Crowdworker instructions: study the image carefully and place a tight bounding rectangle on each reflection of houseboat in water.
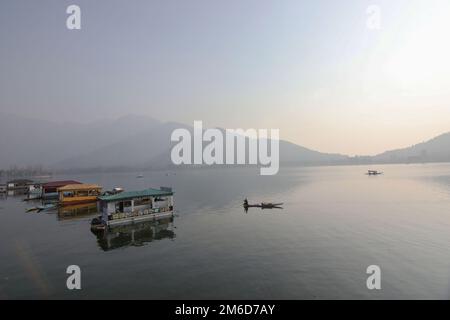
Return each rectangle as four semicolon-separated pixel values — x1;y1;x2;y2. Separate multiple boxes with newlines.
92;217;175;251
58;202;99;221
91;187;174;229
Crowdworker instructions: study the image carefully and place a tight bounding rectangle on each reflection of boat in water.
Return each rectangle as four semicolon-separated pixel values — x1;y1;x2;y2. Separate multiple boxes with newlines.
91;217;175;251
58;202;99;221
26;203;57;213
243;198;283;211
7;189;28;197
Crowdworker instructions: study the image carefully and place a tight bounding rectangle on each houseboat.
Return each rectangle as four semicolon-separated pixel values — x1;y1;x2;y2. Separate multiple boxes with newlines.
0;184;6;193
41;180;81;200
57;183;102;206
27;182;43;199
7;179;33;191
92;187;174;229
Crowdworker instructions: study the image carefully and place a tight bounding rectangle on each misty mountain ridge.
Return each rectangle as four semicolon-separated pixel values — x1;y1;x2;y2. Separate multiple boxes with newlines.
1;113;450;171
372;132;450;164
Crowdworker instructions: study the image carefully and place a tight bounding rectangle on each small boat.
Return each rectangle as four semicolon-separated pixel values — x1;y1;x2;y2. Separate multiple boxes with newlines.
90;217;106;232
112;187;124;193
102;187;124;196
136;174;144;178
27;204;57;213
366;170;383;175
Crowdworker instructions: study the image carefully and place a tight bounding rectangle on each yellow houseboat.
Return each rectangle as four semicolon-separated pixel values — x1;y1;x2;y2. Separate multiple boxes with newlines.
57;184;102;206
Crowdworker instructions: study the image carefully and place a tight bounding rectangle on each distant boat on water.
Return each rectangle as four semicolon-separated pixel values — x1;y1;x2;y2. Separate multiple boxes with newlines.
136;174;144;178
366;170;383;175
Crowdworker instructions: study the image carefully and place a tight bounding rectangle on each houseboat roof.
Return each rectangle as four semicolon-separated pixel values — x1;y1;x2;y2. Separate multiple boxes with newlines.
98;188;173;202
43;180;81;188
58;184;102;191
7;179;33;184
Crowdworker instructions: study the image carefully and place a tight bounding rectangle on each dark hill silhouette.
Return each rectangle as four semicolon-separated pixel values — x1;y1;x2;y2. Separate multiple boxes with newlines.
1;113;449;171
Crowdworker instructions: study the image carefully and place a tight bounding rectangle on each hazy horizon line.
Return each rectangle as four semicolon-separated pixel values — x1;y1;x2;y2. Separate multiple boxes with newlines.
1;111;447;159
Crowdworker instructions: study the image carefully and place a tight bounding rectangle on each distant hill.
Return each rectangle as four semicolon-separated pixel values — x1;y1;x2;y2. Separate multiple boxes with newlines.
372;132;450;164
1;113;449;171
55;121;188;170
0;113;161;168
279;140;349;165
0;113;350;170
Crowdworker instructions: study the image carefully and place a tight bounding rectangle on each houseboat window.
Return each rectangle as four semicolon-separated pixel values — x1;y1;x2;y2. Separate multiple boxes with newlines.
124;201;132;207
77;190;89;197
63;191;74;197
88;190;100;196
134;198;151;206
115;200;132;213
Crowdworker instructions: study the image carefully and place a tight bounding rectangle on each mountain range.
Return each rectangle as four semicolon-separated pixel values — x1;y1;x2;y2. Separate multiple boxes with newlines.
0;113;449;171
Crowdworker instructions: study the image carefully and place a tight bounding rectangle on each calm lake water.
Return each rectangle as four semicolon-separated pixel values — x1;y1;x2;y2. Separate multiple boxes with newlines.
2;163;450;299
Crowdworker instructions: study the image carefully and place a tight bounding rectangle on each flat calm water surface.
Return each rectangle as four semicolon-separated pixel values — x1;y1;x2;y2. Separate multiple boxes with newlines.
2;164;450;299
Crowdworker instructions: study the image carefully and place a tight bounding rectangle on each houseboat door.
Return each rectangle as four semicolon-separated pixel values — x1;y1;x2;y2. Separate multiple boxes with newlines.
116;201;124;213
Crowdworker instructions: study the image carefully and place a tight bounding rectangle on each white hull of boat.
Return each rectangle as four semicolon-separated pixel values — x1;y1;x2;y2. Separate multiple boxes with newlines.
106;211;173;227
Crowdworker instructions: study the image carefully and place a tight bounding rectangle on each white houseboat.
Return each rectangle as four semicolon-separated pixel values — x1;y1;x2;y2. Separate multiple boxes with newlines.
7;179;33;191
92;187;174;229
27;182;43;199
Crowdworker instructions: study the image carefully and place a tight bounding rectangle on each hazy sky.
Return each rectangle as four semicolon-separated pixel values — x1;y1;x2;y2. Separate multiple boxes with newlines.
1;0;449;155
